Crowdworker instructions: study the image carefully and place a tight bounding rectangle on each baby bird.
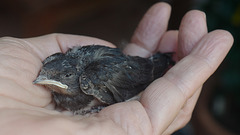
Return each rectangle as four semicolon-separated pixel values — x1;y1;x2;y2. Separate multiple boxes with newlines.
34;45;174;115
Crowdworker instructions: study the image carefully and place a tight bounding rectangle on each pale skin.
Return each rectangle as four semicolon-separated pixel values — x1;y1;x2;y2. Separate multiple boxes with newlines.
0;2;233;135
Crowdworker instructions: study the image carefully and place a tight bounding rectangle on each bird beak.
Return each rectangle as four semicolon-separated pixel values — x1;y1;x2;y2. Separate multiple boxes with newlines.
33;75;69;94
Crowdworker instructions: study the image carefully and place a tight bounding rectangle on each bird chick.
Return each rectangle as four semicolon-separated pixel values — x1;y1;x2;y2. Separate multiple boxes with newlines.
34;45;174;115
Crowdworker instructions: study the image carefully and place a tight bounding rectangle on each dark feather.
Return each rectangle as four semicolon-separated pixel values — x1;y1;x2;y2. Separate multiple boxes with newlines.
35;45;175;114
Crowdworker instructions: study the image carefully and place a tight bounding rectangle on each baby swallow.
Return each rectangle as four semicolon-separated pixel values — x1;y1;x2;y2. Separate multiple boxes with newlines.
34;45;174;115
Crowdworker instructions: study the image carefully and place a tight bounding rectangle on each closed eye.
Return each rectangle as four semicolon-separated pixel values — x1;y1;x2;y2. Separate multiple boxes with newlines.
65;73;72;78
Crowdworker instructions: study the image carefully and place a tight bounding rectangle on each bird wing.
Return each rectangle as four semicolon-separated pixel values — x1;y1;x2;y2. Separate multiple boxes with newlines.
79;55;154;104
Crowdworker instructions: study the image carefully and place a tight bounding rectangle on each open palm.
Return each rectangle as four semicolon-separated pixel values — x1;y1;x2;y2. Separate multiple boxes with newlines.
0;2;233;135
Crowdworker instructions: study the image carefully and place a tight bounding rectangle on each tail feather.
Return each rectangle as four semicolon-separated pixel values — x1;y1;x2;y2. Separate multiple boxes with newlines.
149;52;175;79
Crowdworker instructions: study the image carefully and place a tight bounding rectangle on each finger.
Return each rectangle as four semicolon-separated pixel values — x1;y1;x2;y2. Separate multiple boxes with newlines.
157;30;178;61
158;11;207;132
25;33;115;61
157;30;178;53
163;87;202;134
178;10;207;59
141;30;233;135
124;2;171;57
158;10;207;134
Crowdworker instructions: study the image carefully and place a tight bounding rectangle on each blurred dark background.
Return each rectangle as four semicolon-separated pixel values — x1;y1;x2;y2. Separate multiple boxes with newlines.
0;0;239;134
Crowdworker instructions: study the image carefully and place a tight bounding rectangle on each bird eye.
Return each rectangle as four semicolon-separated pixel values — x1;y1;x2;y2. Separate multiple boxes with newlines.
65;73;72;78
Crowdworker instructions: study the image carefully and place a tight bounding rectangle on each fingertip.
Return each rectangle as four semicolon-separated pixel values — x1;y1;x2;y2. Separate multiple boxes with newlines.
189;29;234;72
123;43;152;57
157;30;178;53
128;2;172;57
183;10;206;21
214;29;234;45
194;29;234;54
210;30;234;52
178;10;207;58
150;2;172;13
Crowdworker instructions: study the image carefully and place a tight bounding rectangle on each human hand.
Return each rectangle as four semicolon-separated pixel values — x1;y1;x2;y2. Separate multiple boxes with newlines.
0;2;233;135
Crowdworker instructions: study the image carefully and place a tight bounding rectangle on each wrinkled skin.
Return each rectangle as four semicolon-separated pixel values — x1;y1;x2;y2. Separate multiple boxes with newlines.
0;2;233;135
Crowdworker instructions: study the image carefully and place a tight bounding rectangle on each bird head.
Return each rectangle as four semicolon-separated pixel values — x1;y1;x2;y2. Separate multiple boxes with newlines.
34;53;80;95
